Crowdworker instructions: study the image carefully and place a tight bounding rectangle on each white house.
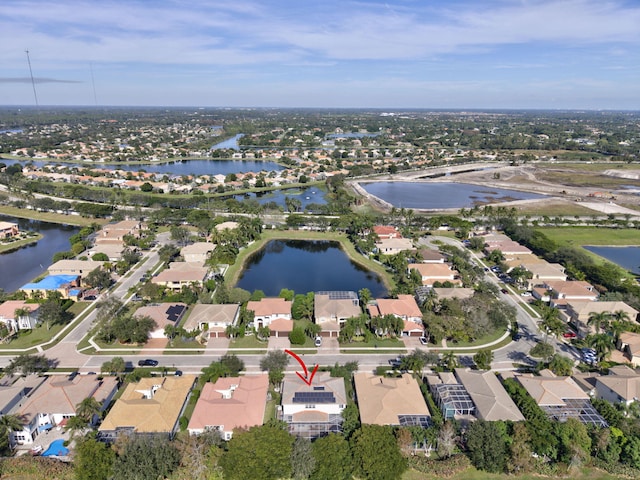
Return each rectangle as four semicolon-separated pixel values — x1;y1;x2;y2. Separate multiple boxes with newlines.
279;373;347;439
0;301;40;332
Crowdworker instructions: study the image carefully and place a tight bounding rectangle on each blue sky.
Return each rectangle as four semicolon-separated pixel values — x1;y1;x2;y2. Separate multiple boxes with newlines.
1;0;639;109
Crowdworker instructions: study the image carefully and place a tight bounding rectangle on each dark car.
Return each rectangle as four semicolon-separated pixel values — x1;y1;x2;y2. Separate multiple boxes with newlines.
138;359;159;367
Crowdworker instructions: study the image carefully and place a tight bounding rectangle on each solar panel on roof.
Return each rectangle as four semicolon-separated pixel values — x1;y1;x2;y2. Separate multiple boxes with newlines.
293;391;336;403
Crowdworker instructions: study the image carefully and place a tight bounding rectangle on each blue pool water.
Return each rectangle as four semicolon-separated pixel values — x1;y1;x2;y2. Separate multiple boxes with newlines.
41;438;69;456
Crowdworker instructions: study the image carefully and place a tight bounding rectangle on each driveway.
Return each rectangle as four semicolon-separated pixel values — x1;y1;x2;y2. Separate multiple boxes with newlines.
402;336;422;351
317;337;340;354
268;336;290;351
206;336;230;352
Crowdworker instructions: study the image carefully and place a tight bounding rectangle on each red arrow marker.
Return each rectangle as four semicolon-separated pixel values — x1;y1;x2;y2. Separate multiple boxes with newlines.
284;349;319;386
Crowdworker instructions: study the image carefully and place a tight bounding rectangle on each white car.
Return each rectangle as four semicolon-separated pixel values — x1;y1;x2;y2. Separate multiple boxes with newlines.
314;336;322;347
419;336;428;345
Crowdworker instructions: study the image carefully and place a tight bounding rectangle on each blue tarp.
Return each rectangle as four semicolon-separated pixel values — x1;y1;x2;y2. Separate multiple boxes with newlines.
21;275;78;291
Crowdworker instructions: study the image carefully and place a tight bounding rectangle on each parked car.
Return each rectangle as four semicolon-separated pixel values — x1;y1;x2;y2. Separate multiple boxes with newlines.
419;336;428;345
138;359;159;367
501;288;509;294
562;331;577;339
520;291;532;297
314;336;322;347
174;370;183;376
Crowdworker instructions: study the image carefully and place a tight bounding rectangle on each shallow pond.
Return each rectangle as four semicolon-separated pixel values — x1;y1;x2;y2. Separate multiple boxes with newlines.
361;181;545;209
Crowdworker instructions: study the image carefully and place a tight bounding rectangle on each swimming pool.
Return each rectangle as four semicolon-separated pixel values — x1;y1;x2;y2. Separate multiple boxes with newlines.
41;439;69;457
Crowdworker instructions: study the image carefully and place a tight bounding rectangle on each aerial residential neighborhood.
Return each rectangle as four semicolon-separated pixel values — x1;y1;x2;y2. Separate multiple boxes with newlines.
1;105;640;480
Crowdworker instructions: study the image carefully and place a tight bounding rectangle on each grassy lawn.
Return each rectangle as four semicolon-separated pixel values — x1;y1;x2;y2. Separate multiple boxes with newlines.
401;466;622;480
0;323;66;351
225;229;395;291
540;227;640;247
515;200;601;217
164;338;204;352
263;388;280;423
0;233;42;254
0;205;109;226
446;327;507;348
229;335;268;350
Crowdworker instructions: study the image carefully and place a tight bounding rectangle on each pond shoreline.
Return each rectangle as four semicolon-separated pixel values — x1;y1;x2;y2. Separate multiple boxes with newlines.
0;233;42;254
226;229;394;292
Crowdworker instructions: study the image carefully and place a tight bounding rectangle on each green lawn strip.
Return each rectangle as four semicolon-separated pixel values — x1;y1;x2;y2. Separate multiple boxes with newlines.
0;323;66;350
540;226;640;247
225;229;395;291
0;233;42;253
263;388;280;423
339;337;404;349
0;205;109;226
340;349;402;354
402;465;623;480
228;335;268;349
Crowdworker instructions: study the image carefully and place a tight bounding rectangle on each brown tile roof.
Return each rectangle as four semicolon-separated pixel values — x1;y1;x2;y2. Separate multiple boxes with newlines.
182;304;240;331
99;375;196;434
187;375;269;435
372;295;422;320
17;375;118;424
247;297;292;317
354;373;430;425
0;301;40;319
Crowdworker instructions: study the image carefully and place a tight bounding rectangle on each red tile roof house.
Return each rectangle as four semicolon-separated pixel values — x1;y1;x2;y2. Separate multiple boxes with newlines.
246;297;293;337
10;374;118;447
187;374;269;440
408;263;461;287
372;225;402;240
313;292;361;338
182;303;241;338
368;295;424;337
0;300;40;332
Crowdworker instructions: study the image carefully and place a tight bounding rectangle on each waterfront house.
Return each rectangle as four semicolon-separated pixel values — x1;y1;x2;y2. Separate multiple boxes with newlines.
313;291;360;338
0;221;19;239
246;297;293;337
368;294;423;336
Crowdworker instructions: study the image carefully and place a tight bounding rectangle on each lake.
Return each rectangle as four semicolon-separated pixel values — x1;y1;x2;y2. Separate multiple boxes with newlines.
236;239;386;297
583;246;640;275
0;215;79;293
361;181;545;209
211;133;244;150
0;157;285;176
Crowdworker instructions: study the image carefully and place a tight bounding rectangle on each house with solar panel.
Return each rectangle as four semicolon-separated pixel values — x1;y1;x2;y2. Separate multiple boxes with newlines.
278;372;347;439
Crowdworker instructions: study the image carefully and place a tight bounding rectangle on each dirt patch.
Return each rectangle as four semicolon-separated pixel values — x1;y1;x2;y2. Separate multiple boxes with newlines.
143;337;168;351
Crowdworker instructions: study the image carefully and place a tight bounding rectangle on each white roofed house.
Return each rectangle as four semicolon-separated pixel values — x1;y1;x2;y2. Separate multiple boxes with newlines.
151;262;209;291
279;373;347;439
565;301;638;338
375;237;414;255
594;366;640;406
0;221;19;239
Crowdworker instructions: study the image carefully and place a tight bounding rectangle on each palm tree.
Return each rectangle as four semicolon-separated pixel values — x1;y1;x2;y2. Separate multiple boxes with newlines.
611;310;630;323
586;333;615;362
75;397;102;424
541;307;564;338
64;415;89;442
0;414;23;452
442;351;458;371
587;311;611;334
